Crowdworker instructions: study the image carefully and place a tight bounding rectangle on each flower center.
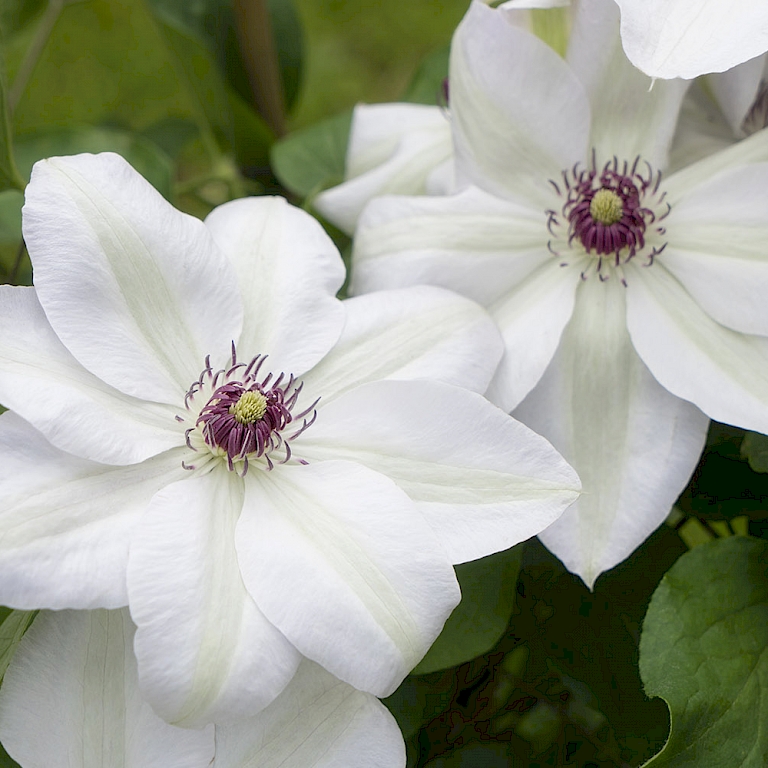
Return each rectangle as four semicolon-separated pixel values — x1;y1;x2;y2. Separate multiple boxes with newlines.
589;188;623;225
231;390;268;424
179;346;318;475
546;155;670;284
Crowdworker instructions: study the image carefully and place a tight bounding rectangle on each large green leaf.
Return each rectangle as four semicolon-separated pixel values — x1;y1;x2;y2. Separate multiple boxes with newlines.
4;0;271;165
639;536;768;767
270;109;351;198
413;545;523;675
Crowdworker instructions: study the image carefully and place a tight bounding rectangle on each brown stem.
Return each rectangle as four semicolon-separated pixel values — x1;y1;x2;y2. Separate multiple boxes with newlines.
233;0;286;137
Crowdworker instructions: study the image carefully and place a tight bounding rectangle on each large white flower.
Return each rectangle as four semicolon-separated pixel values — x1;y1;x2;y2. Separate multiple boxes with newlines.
501;0;768;80
352;0;768;587
0;153;579;726
0;609;405;768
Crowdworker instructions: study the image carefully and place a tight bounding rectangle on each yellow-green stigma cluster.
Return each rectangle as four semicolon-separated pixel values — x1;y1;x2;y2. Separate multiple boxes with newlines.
589;188;624;226
230;390;268;424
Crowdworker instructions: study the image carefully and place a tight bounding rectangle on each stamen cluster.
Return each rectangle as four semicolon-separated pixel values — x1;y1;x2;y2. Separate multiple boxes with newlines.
546;155;670;284
179;345;318;475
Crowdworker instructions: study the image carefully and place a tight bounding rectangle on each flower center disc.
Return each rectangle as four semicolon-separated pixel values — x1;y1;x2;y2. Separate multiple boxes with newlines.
180;348;318;475
589;188;623;226
231;390;268;424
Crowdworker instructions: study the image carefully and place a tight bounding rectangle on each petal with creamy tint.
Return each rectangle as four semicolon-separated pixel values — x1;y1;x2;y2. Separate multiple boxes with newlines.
24;153;242;404
237;460;460;697
205;196;345;376
0;286;180;465
128;470;301;728
214;659;405;768
0;411;187;610
300;379;579;565
303;285;504;401
0;609;214;768
515;277;709;587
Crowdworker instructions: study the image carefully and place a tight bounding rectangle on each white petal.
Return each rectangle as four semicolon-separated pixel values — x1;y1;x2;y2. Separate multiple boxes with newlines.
353;187;553;305
450;0;590;207
299;379;579;565
205;196;345;375
0;609;214;768
128;470;301;728
214;659;405;768
499;0;569;8
661;164;768;336
0;286;181;465
566;0;688;169
626;261;768;435
237;461;460;697
0;411;187;610
24;153;243;403
663;126;768;204
314;103;454;236
706;54;768;135
302;285;503;403
515;277;709;587
613;0;768;79
486;259;579;411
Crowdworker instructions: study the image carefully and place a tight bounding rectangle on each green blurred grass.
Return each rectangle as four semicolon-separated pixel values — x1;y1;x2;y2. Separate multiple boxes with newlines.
290;0;469;128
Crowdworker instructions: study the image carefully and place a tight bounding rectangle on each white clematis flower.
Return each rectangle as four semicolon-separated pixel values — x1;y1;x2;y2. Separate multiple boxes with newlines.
0;609;406;768
0;152;580;726
353;0;768;587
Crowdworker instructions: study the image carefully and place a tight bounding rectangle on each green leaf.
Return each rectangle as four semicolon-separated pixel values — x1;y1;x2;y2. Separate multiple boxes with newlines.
639;536;768;767
271;109;352;198
413;545;523;675
741;431;768;473
0;608;36;684
401;45;449;106
5;0;267;166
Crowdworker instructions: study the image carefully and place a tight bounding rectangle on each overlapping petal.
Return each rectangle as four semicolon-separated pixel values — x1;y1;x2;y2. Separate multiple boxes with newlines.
626;262;768;436
612;0;768;80
214;659;405;768
353;187;552;305
515;277;709;587
302;285;504;401
314;103;453;236
485;259;579;411
661;164;768;336
566;0;688;169
707;55;768;136
204;196;345;376
0;609;214;768
663;128;768;204
0;286;180;465
450;0;589;207
127;470;301;728
300;379;579;565
23;153;243;404
236;460;460;697
0;411;187;610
